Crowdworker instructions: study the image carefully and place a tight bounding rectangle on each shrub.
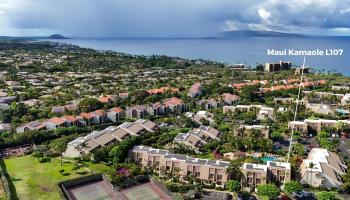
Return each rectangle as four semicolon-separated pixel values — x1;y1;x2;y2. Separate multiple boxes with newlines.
227;180;240;192
39;157;51;163
256;184;280;199
284;181;303;195
32;151;43;158
76;171;88;175
317;191;338;200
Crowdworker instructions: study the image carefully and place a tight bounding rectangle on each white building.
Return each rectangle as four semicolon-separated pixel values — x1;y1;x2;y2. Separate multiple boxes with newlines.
299;148;347;189
64;119;156;158
341;94;350;105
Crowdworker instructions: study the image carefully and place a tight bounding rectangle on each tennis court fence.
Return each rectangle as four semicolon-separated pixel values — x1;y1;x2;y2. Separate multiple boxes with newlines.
150;178;182;200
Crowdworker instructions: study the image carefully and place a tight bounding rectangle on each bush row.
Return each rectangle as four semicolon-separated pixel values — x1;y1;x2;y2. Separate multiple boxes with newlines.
0;159;16;200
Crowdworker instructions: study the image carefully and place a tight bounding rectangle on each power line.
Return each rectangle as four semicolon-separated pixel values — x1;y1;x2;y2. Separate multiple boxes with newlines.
283;56;306;185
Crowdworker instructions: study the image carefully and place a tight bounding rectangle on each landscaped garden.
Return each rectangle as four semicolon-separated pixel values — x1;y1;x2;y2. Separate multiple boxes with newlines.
4;155;111;200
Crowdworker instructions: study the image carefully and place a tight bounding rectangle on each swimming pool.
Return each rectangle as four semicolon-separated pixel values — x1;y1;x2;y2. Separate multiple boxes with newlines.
260;156;277;163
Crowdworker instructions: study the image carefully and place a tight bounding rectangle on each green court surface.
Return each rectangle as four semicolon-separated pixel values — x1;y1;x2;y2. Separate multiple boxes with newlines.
73;185;112;200
124;186;162;200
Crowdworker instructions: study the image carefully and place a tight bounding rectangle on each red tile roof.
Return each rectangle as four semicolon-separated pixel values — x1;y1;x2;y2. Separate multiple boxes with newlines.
110;107;123;113
62;115;77;122
148;87;179;94
80;112;93;119
99;96;111;103
222;93;240;100
93;109;106;116
48;117;66;125
189;82;202;94
163;97;183;107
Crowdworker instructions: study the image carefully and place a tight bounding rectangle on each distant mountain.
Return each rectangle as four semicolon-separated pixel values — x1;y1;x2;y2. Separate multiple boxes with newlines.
221;30;306;37
47;34;69;39
0;34;70;40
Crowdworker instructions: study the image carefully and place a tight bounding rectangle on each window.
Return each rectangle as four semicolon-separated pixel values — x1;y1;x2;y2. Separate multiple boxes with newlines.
217;174;222;180
209;174;214;179
195;172;200;177
279;175;284;181
247;177;253;183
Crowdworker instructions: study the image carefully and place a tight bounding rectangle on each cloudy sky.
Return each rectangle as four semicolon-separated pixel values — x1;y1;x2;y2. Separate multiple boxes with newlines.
1;0;350;37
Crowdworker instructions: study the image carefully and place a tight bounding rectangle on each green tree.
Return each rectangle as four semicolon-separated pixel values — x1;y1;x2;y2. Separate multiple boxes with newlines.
256;184;280;199
240;85;259;103
308;162;317;186
283;181;303;195
317;191;338;200
78;98;103;112
50;136;72;165
110;136;141;163
292;143;305;156
227;180;240;192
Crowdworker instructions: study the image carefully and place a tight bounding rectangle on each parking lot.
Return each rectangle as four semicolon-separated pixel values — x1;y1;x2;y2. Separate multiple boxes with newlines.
201;191;232;200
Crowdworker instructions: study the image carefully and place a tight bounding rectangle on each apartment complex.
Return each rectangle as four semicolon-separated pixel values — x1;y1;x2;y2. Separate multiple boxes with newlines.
264;61;292;72
64;119;156;158
173;126;221;151
130;145;230;186
299;148;347;189
223;105;274;120
241;161;291;190
237;125;270;139
288;119;350;134
185;111;215;125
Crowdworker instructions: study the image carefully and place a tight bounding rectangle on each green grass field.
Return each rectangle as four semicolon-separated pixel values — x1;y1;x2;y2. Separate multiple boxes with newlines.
4;155;111;200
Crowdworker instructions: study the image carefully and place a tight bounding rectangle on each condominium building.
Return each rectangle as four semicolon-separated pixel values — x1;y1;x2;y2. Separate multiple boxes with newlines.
299;148;347;189
130;145;230;186
241;161;291;191
332;85;349;91
173;126;221;151
265;61;291;72
64;119;156;158
241;163;268;189
223;105;274;117
306;103;334;115
288;119;350;134
185;111;215;125
257;107;274;120
237;125;270;139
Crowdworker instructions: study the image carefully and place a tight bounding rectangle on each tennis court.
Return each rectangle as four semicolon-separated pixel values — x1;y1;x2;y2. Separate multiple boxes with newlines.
121;182;172;200
68;180;119;200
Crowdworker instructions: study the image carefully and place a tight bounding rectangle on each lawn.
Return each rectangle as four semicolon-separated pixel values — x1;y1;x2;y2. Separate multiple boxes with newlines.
4;155;112;200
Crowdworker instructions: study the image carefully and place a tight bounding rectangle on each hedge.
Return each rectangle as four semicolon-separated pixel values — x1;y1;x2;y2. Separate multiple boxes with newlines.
0;159;17;200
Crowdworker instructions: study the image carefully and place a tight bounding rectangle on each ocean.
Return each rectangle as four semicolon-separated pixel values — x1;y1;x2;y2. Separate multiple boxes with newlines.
45;37;350;75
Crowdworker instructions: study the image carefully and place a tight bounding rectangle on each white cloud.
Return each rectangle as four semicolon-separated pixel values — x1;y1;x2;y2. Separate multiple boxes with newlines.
258;8;271;22
340;7;350;14
0;0;350;36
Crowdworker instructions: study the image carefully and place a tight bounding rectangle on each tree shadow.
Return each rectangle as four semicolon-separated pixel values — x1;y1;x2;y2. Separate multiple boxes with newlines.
0;159;19;200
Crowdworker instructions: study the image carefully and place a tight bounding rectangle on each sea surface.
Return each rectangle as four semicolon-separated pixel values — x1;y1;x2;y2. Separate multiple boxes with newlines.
44;37;350;75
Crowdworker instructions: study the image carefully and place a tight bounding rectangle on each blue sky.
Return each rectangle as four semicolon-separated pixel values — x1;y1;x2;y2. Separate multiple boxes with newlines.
1;0;350;37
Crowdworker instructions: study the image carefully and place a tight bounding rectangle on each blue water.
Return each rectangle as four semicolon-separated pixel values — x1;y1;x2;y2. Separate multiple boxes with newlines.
260;156;277;163
45;37;350;75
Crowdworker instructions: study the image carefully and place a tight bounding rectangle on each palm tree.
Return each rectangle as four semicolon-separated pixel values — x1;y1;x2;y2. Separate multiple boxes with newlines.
227;160;243;181
308;162;317;187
